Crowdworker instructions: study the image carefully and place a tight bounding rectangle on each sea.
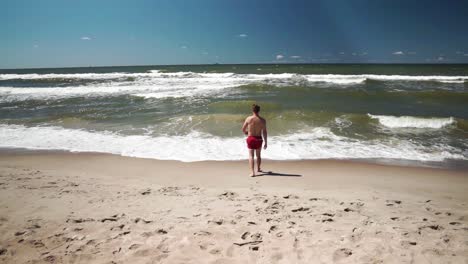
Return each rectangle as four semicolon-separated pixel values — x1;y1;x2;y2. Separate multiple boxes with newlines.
0;64;467;168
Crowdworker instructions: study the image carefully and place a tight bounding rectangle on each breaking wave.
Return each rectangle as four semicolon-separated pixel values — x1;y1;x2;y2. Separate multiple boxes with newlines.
0;71;467;102
0;124;465;162
368;114;456;129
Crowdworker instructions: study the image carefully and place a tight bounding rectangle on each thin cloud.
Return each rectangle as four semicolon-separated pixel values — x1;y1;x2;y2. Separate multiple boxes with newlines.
393;51;404;55
464;54;468;56
407;51;417;55
33;44;39;48
238;34;248;38
437;56;444;61
339;52;345;55
276;54;284;60
290;55;301;59
180;46;187;49
80;36;91;40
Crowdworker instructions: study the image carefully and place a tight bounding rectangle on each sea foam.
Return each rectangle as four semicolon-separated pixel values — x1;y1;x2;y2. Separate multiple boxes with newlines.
1;71;467;102
368;114;456;129
0;124;464;162
1;71;467;82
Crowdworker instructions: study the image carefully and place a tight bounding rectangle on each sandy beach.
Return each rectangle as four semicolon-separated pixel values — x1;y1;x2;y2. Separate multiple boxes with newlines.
0;152;467;263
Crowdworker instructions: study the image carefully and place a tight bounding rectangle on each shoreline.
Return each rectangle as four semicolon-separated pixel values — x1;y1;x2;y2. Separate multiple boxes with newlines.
1;147;467;172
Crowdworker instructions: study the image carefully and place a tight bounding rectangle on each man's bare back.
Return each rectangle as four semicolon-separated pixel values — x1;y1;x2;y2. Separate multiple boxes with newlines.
244;115;266;137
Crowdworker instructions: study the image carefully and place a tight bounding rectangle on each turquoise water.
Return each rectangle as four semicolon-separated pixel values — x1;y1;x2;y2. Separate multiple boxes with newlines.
0;64;467;164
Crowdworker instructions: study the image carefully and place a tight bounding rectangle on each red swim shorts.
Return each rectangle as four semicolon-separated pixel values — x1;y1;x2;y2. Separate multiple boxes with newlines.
246;136;263;149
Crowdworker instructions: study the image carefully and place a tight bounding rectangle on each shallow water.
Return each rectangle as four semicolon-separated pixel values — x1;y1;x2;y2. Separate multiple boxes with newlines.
0;64;467;163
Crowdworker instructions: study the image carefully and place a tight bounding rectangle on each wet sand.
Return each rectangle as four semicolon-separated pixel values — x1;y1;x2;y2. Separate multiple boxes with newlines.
0;152;467;263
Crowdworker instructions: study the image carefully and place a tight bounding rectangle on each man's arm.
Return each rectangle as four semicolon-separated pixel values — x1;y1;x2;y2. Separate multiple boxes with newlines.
262;121;268;149
242;118;249;135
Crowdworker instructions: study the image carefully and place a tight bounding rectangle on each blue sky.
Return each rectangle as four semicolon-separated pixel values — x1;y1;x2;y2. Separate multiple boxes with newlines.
2;0;468;68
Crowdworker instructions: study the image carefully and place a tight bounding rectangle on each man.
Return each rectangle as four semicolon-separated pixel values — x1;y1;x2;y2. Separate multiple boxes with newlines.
242;104;268;177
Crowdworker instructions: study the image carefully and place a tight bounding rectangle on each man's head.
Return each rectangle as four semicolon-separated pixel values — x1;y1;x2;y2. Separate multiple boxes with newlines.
252;104;260;114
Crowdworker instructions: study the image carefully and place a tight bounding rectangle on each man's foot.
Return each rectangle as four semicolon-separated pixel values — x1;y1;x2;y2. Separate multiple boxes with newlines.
249;173;256;177
257;168;263;172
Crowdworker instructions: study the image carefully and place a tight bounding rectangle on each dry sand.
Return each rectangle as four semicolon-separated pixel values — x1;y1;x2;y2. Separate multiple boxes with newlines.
0;152;467;263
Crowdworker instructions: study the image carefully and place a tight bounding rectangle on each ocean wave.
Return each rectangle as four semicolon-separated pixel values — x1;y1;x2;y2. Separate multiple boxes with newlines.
368;114;456;129
1;71;467;102
1;71;467;83
0;81;241;102
0;124;464;162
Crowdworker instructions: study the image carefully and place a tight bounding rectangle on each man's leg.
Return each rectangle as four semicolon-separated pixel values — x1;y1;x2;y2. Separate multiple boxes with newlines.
249;149;255;176
256;148;262;172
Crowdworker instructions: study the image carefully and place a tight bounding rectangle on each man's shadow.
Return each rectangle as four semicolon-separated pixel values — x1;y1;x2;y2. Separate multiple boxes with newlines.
252;171;302;177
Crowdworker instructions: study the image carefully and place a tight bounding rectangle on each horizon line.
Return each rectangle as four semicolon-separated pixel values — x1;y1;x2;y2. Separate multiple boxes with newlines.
2;62;468;71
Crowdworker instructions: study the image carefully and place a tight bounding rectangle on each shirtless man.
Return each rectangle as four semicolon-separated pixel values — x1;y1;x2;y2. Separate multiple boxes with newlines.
242;104;267;177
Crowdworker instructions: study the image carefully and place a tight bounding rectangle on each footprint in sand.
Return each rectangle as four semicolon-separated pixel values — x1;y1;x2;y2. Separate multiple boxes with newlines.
158;186;182;196
269;225;278;233
27;224;41;230
208;219;224;225
333;248;352;261
141;189;151;195
157;229;168;234
134;217;152;224
67;218;95;223
250;232;263;240
129;244;142;250
43;255;57;263
387;200;402;204
283;194;299;199
441;235;450;243
219;191;238;200
14;231;26;236
264;201;284;214
194;231;212;236
418;225;444;234
209;248;222;255
110;224;125;231
249;245;259;251
30;240;45;248
291;207;309;213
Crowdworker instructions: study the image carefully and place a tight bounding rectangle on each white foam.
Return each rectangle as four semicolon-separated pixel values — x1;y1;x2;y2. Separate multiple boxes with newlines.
1;71;466;82
368;114;456;129
439;80;466;84
305;75;367;84
0;124;464;162
1;71;467;102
